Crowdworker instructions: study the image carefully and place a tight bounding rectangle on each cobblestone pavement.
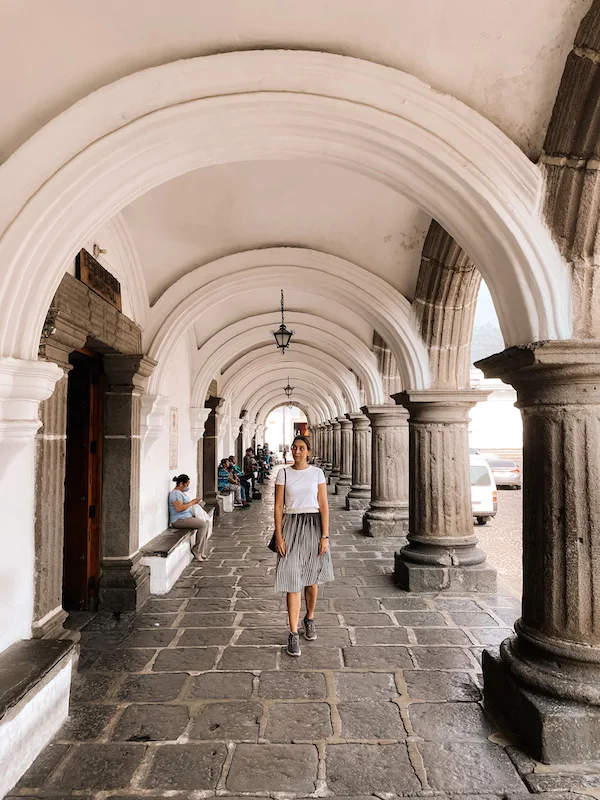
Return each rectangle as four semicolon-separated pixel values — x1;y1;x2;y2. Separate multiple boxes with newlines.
11;475;600;798
476;489;522;598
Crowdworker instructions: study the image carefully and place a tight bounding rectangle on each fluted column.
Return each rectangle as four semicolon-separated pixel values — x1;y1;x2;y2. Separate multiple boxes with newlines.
335;417;353;495
346;412;371;510
324;422;334;475
362;406;409;537
314;425;322;463
475;343;600;762
329;419;342;482
393;390;496;592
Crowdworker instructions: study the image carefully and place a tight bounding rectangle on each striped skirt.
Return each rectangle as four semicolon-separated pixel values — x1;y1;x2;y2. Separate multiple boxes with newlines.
274;512;335;594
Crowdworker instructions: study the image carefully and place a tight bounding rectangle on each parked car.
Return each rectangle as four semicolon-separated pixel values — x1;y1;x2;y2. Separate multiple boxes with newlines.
485;458;522;489
470;455;498;526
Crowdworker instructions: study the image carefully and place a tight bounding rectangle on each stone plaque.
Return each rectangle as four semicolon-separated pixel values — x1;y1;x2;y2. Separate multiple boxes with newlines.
169;407;178;469
75;249;122;311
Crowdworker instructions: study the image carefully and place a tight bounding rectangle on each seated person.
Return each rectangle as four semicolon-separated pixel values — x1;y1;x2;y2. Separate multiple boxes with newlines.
218;458;249;507
229;456;253;502
243;447;258;490
168;474;208;561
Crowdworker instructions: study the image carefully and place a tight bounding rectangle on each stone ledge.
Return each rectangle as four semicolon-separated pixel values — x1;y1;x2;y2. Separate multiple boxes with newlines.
484;648;600;764
0;639;76;797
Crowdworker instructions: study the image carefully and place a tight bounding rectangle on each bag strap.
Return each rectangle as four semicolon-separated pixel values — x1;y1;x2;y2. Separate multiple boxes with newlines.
283;467;286;507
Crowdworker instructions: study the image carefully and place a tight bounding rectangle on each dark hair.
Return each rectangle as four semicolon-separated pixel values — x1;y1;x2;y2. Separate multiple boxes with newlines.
219;458;229;467
291;434;312;451
228;455;235;461
173;474;190;485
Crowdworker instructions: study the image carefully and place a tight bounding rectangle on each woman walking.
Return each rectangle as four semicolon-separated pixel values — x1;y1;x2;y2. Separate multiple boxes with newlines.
274;435;334;657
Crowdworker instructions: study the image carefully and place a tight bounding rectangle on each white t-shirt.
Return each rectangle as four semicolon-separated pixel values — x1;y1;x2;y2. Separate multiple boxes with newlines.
276;465;326;512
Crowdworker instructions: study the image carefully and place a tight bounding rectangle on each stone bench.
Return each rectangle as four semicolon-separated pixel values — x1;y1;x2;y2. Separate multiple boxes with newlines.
0;639;77;797
216;491;234;513
141;508;215;594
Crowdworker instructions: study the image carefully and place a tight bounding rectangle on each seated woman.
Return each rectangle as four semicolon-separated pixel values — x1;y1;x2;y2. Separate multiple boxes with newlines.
168;474;209;561
218;459;249;508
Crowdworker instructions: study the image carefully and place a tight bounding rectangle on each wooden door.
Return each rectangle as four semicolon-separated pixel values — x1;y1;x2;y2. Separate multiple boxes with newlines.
63;350;103;611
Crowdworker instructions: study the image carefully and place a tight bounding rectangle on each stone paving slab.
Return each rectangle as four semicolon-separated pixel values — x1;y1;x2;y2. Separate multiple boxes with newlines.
13;474;600;797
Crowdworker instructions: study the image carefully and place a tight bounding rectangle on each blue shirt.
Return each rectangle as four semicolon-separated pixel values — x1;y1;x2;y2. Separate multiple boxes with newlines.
168;489;192;524
218;467;231;491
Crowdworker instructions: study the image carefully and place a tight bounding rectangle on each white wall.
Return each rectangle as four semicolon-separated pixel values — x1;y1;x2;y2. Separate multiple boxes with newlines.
0;438;37;652
139;338;196;548
469;377;522;451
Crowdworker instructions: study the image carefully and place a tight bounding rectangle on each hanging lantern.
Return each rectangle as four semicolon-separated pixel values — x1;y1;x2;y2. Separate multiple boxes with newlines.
272;290;294;354
284;376;294;398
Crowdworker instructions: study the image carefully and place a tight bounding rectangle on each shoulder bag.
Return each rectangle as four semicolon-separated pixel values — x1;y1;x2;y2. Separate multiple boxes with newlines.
268;468;286;552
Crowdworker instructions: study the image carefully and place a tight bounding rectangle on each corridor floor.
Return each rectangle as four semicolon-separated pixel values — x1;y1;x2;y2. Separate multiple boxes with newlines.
10;476;599;798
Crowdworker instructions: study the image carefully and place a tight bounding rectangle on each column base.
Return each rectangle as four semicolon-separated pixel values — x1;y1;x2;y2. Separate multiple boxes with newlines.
99;553;150;612
335;479;351;496
328;469;340;485
31;607;69;639
483;648;600;764
395;553;497;592
363;509;408;538
346;495;371;510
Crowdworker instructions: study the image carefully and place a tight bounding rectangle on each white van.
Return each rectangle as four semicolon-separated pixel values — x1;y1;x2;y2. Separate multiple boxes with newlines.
470;455;497;526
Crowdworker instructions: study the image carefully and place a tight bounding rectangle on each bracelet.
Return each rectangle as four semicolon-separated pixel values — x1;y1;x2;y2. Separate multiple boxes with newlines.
321;535;329;539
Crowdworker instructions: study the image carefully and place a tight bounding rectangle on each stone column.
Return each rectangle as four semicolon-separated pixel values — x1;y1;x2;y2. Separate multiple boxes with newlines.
99;354;155;612
32;368;70;638
323;423;333;474
346;412;371;510
315;425;323;463
203;397;224;507
335;417;353;496
0;358;64;650
362;405;409;537
477;342;600;763
393;390;496;593
329;419;341;482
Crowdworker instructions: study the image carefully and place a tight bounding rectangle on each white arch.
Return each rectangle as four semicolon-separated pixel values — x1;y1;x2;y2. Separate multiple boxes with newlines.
264;401;313;427
247;380;341;423
240;371;346;422
146;249;429;392
256;389;331;424
221;351;361;417
190;313;385;406
0;50;569;364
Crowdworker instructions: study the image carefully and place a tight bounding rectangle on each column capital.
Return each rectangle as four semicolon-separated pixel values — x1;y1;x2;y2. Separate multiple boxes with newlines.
393;390;491;422
329;419;341;429
103;354;156;392
337;416;353;429
476;341;600;403
140;394;170;450
0;357;64;441
190;407;211;444
361;404;409;426
204;396;224;412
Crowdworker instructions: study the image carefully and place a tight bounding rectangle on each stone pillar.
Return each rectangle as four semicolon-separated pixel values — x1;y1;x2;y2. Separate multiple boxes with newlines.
362;405;409;537
329;420;341;482
203;397;223;508
0;358;64;650
32;369;70;638
323;422;333;473
315;425;323;463
393;390;496;593
335;417;353;496
99;354;155;612
477;342;600;763
346;412;371;510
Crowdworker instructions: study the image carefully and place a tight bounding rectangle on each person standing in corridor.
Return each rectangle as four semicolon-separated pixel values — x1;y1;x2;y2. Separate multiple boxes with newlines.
273;434;333;657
